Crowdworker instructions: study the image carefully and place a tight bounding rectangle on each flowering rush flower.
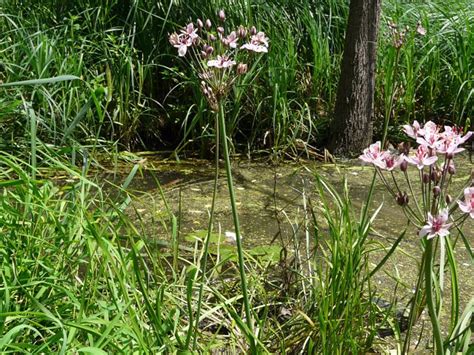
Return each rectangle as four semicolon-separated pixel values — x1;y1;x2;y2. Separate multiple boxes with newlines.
222;31;239;48
404;144;437;169
416;121;440;149
402;120;423;139
419;209;452;239
457;187;474;218
241;31;269;53
207;55;236;69
169;23;199;57
436;126;473;155
359;141;404;170
359;141;385;167
380;152;405;171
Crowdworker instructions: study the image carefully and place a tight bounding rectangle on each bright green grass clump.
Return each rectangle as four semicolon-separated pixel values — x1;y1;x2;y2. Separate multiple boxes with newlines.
0;153;189;352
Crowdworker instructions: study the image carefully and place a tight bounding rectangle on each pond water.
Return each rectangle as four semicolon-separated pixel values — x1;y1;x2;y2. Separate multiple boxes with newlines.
105;152;473;349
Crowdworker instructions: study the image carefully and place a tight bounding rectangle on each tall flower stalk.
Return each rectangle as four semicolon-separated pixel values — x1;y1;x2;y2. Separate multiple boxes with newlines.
360;120;472;353
169;11;269;351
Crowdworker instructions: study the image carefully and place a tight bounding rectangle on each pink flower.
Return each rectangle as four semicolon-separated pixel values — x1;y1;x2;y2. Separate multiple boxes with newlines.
402;120;422;139
236;63;248;75
169;32;193;57
423;121;439;135
359;141;385;167
207;55;236;69
436;126;473;155
404;145;438;169
169;23;199;57
169;33;180;46
416;121;440;148
379;153;405;171
416;23;427;36
241;31;269;53
457;187;474;218
181;23;199;41
419;209;452;239
223;31;238;48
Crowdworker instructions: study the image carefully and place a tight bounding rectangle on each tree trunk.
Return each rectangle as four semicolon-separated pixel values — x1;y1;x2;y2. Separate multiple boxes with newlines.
329;0;382;156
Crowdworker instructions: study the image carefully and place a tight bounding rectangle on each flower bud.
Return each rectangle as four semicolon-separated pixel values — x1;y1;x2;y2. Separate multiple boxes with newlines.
200;81;209;95
396;192;404;206
445;194;452;204
237;63;248;75
396;192;409;206
250;26;257;35
400;160;408;172
448;164;456;175
197;19;203;28
432;186;441;197
209;34;216;41
205;19;212;29
431;170;441;183
237;25;247;38
217;26;224;34
201;50;208;58
218;10;225;21
423;173;430;184
203;44;214;55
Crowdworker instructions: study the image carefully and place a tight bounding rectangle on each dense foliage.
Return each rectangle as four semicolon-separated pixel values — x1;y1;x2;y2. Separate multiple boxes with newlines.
1;0;473;155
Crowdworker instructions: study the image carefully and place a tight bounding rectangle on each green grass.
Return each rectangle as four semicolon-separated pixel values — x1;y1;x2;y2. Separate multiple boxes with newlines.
1;0;472;155
0;0;473;352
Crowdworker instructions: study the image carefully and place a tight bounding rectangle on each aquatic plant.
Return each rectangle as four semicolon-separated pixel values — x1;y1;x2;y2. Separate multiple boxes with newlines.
169;11;269;351
360;120;473;354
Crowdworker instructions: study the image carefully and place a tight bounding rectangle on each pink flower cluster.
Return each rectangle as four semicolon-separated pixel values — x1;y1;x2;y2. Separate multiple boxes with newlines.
168;12;269;68
241;32;269;53
360;120;473;239
360;121;472;171
169;23;199;57
168;10;269;111
403;120;472;157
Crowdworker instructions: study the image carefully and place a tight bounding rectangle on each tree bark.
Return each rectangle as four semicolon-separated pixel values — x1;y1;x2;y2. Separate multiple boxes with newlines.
329;0;382;156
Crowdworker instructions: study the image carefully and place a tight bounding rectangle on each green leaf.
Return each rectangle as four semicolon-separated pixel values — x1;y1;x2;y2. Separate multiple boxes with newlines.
0;75;81;87
77;347;108;355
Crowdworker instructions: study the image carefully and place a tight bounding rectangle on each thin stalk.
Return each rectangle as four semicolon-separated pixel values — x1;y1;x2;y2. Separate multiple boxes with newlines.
217;102;255;349
382;49;401;147
404;170;423;218
425;239;444;354
390;171;422;223
192;115;220;351
420;169;427;217
402;254;426;354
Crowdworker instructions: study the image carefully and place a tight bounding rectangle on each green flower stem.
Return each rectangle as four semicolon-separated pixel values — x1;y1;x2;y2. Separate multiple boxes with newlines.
425;238;444;354
192;117;220;350
402;253;425;354
217;102;255;346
